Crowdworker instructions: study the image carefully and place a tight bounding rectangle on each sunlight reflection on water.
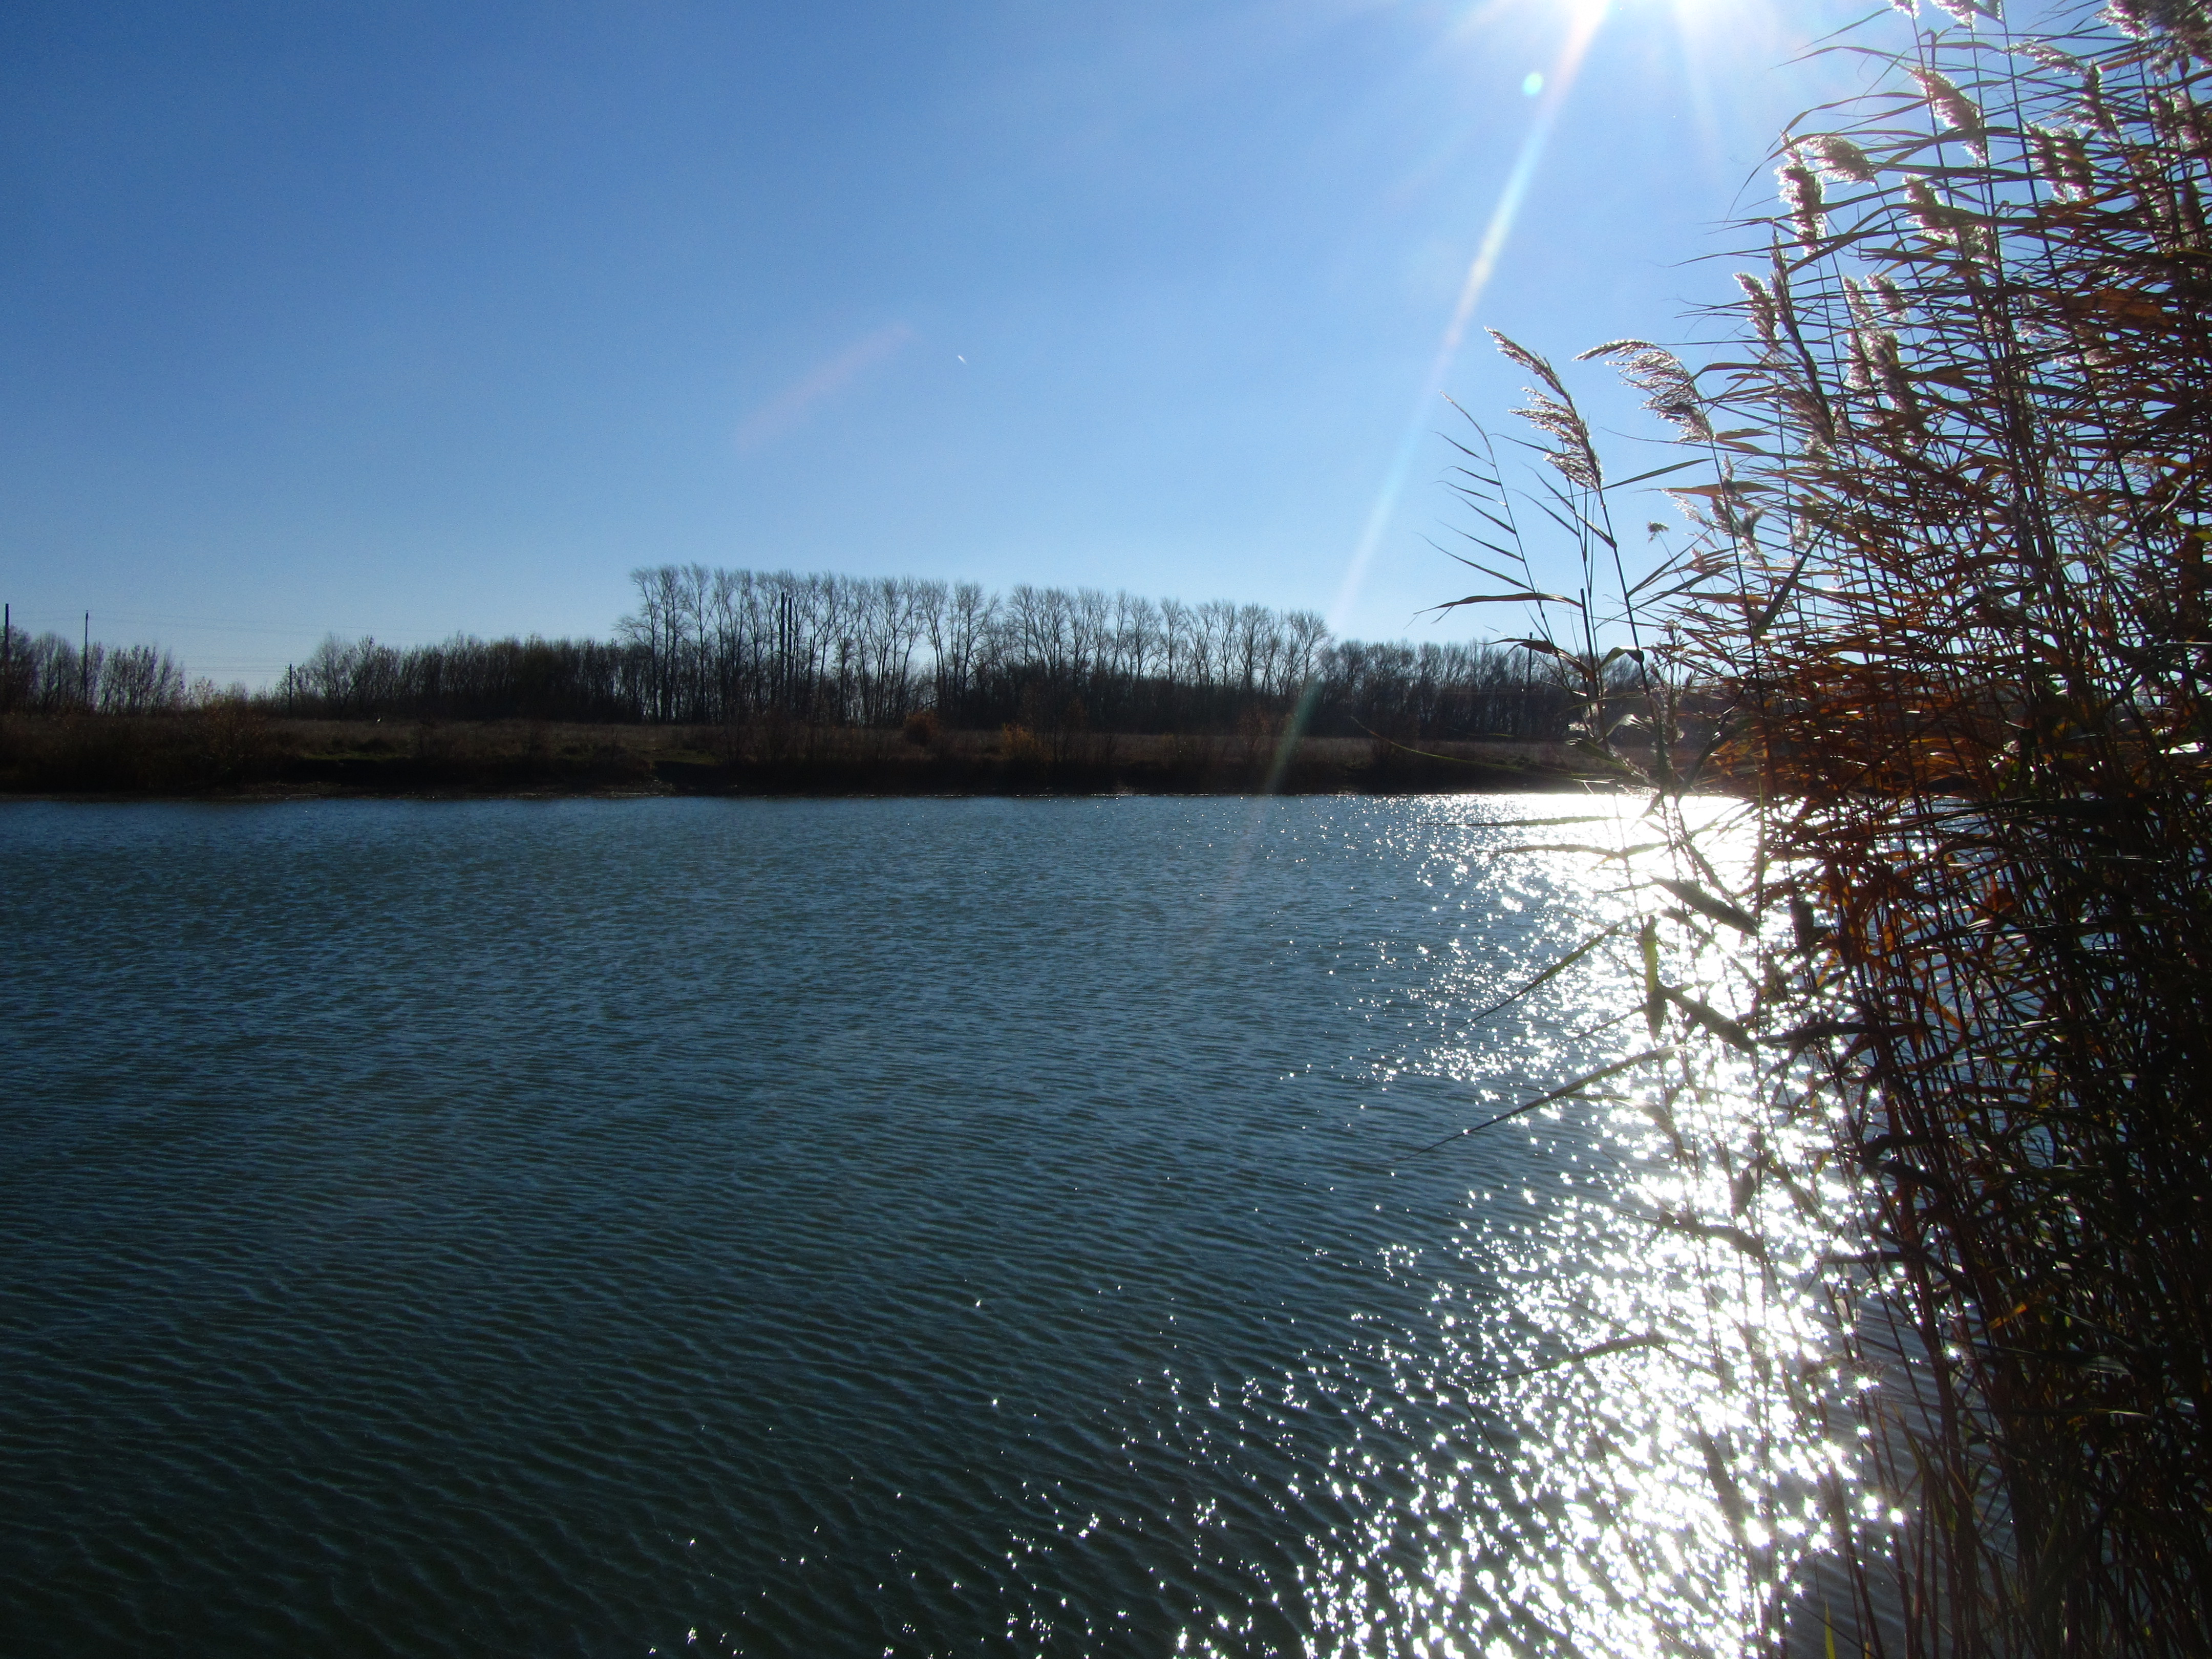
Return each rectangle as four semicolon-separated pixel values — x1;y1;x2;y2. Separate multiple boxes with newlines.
1205;798;1857;1659
0;795;1866;1658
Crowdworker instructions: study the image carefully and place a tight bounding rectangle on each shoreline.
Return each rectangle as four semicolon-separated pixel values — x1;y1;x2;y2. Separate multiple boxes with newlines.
1;715;1644;801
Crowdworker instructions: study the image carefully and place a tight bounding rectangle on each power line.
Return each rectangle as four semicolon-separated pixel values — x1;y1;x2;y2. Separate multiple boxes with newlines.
0;608;493;643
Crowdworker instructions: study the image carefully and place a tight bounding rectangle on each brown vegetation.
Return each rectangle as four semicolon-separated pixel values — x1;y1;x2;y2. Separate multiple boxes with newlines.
1473;6;2211;1652
0;711;1611;798
1704;13;2211;1650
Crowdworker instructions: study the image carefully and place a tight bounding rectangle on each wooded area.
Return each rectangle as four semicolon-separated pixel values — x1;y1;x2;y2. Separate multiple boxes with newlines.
0;570;1618;742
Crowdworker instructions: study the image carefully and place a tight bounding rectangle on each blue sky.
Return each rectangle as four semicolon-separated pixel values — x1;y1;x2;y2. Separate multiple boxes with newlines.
2;0;1868;685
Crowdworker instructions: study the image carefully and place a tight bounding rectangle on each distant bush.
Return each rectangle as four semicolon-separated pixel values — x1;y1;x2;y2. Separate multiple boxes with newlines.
997;723;1046;766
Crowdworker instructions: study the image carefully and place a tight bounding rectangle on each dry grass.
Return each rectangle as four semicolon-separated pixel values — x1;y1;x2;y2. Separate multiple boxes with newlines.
1460;7;2211;1650
0;712;1606;797
1695;12;2212;1651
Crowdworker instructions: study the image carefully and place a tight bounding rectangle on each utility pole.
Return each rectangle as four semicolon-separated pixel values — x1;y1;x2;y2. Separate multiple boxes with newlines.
776;591;792;711
82;611;90;708
2;603;9;711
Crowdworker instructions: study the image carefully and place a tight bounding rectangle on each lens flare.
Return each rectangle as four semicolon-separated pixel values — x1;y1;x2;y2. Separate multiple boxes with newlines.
1324;2;1610;642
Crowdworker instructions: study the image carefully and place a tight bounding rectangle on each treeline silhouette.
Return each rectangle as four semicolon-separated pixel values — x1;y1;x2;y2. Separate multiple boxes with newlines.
6;568;1597;740
1;629;188;716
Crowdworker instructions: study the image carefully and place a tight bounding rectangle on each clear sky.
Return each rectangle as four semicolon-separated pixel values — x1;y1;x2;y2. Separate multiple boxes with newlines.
2;0;1870;685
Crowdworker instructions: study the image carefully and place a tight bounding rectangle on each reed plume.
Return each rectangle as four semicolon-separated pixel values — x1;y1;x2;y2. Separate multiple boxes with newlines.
1459;4;2211;1650
1673;5;2211;1649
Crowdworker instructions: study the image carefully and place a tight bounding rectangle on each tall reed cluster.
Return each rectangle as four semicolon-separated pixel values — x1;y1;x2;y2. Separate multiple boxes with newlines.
1712;8;2209;1649
1467;3;2209;1649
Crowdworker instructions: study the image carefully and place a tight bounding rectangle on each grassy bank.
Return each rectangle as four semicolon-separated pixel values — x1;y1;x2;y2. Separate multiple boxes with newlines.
0;711;1620;798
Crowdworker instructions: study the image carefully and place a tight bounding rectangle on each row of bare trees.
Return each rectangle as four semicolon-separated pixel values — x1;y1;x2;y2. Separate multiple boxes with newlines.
0;627;187;715
291;633;640;724
612;566;1337;729
4;568;1623;740
262;567;1587;739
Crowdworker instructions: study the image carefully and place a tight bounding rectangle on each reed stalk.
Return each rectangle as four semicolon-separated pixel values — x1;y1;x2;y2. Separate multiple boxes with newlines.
1457;5;2210;1649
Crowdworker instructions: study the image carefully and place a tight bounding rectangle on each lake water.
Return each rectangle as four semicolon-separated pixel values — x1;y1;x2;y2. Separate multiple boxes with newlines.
1;797;1842;1656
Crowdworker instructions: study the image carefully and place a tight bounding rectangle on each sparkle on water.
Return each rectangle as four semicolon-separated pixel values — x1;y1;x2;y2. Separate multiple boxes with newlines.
1184;795;1862;1656
2;795;1864;1656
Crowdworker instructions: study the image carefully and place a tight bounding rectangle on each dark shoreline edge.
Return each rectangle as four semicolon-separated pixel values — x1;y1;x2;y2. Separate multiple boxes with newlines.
1;715;1648;801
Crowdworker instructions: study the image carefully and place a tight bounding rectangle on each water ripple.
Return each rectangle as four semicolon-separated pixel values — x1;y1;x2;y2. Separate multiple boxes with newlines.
2;796;1837;1656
